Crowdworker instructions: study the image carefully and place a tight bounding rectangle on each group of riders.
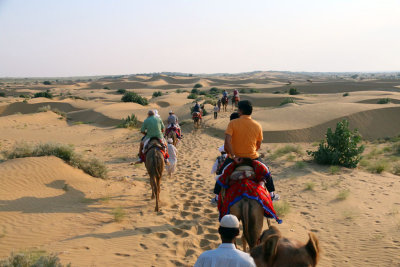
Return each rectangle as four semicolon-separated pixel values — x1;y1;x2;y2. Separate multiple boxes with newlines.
137;90;280;219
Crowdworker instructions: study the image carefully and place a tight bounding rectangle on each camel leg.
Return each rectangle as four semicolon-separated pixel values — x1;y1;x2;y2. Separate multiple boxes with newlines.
150;175;155;199
242;235;248;252
155;178;161;212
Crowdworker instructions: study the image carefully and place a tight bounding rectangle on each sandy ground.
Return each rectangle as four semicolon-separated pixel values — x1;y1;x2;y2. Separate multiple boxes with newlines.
0;74;400;266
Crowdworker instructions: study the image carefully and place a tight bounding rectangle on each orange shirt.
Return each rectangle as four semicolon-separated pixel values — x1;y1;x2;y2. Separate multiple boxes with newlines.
225;115;263;159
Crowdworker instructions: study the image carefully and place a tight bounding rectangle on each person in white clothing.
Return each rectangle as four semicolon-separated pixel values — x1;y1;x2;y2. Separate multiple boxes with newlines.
194;215;256;267
166;138;178;178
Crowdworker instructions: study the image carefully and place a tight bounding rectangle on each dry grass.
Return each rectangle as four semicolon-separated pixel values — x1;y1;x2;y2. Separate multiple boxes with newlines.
304;182;315;191
270;145;303;160
336;189;350;201
329;165;340;174
0;250;70;267
273;200;290;217
112;207;126;222
3;142;107;178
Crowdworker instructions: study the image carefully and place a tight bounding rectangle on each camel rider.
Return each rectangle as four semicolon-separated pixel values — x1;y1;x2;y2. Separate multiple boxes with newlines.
217;100;279;201
193;101;201;113
222;90;228;98
167;110;182;138
136;110;167;164
233;89;239;98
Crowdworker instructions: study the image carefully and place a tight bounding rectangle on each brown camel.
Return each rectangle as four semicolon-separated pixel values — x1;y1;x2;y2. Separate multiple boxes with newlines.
221;96;228;112
192;112;201;128
145;139;165;212
232;95;239;110
166;130;178;146
250;226;320;267
229;197;265;252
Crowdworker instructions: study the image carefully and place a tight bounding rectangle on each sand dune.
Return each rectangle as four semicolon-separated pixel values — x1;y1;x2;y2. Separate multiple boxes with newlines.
1;74;400;266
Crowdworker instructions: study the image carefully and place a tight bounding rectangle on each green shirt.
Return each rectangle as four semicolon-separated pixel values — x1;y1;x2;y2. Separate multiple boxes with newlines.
141;115;165;139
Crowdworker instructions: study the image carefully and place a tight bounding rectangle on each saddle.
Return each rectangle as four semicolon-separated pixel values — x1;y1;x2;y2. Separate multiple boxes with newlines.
142;138;169;161
192;112;201;119
230;165;255;181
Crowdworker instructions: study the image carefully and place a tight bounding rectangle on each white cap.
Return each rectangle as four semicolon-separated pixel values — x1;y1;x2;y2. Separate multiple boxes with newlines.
169;110;173;113
167;138;173;143
220;214;240;228
218;145;225;153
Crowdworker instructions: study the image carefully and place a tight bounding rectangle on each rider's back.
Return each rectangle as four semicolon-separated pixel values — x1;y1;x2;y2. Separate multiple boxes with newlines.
226;115;262;159
142;116;164;139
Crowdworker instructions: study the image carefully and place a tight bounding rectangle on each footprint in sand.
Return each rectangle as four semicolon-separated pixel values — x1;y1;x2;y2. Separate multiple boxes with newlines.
140;243;148;250
156;233;168;238
204;233;219;241
200;239;211;247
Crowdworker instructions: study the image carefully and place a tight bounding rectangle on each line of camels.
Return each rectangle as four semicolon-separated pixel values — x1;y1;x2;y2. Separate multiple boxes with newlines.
143;96;320;266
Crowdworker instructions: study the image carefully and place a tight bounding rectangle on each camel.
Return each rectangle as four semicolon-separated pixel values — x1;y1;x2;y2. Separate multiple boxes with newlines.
250;226;320;267
229;198;266;252
232;95;239;110
166;129;178;146
144;138;165;212
192;112;201;128
221;96;228;112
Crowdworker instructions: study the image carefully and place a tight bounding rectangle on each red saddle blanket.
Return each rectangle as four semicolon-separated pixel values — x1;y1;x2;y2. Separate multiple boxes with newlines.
192;112;202;119
140;140;169;162
165;126;180;138
217;160;282;224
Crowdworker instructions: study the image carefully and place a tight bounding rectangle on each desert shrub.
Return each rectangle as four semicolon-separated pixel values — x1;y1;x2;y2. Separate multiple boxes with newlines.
19;94;29;98
393;164;400;176
103;86;110;90
304;182;315;191
239;89;247;94
336;189;350;200
203;99;217;106
0;250;70;267
202;108;208;116
289;87;299;95
43;81;51;85
34;92;53;99
274;200;290;217
343;92;349;97
37;105;51;112
116;89;126;94
52;108;66;118
118;114;138;128
307;120;364;168
199;91;206;95
152;91;162;98
271;144;303;159
249;88;260;93
377;98;390;104
187;93;197;99
3;143;107;178
209;87;220;95
0;92;5;97
191;88;200;94
176;89;183;93
279;97;295;106
295;161;306;169
273;91;280;94
112;207;126;222
366;160;389;174
121;92;148;105
193;83;203;89
329;165;340;174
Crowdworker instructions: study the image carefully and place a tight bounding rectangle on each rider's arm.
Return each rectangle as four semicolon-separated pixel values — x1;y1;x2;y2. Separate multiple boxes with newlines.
256;140;262;151
224;134;235;158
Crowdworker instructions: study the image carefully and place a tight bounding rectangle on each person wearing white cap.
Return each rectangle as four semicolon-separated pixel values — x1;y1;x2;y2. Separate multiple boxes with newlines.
194;214;256;267
166;137;178;178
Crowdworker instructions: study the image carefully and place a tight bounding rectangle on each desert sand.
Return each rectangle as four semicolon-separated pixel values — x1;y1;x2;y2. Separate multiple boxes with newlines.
0;72;400;266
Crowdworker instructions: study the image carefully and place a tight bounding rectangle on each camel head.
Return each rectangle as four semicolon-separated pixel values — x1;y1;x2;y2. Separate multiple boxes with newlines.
251;226;320;267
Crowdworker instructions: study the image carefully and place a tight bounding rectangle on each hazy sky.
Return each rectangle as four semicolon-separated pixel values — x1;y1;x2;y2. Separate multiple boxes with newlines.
1;0;399;77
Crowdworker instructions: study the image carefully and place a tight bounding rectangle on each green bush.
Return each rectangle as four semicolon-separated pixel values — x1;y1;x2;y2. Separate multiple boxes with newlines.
0;92;5;97
37;105;51;112
199;91;206;95
187;93;197;99
43;81;52;85
343;92;349;97
239;89;247;94
152;91;162;98
118;114;138;128
209;87;220;95
19;94;29;98
34;92;53;99
3;143;107;178
377;98;390;104
279;97;295;106
103;86;110;90
116;89;126;94
121;92;148;105
191;88;200;94
249;89;260;93
193;83;203;89
307;120;365;168
289;87;299;95
0;250;70;267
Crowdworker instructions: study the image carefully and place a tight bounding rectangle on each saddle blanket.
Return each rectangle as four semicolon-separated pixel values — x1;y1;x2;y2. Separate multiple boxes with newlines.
217;161;282;224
